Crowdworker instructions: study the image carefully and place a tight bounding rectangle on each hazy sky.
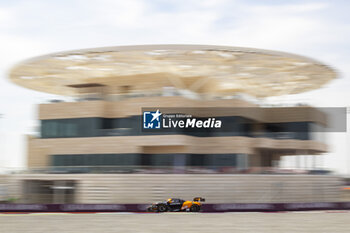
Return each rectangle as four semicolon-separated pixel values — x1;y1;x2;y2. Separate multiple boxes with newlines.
0;0;349;173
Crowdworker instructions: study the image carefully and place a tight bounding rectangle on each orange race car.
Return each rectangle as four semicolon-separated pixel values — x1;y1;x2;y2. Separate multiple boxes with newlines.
147;197;205;212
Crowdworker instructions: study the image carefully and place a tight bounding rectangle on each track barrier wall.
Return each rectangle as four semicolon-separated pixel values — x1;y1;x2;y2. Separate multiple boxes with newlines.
1;202;350;212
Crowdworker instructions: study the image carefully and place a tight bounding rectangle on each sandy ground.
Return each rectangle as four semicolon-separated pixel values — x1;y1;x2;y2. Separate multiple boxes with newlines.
1;212;350;233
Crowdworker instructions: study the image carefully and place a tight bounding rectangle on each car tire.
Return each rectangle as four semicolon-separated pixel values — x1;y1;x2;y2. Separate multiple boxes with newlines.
157;204;168;212
190;204;200;212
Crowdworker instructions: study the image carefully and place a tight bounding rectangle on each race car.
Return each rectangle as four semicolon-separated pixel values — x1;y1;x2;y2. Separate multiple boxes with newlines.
147;197;205;212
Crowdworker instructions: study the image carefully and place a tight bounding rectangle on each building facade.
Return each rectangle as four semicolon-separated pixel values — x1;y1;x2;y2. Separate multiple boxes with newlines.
8;45;341;204
28;96;327;173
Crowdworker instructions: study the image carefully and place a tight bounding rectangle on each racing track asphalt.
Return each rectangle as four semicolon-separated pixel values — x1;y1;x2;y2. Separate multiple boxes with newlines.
1;211;350;233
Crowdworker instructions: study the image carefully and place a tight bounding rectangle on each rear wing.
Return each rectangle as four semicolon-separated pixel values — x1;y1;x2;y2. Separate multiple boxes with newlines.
193;197;205;202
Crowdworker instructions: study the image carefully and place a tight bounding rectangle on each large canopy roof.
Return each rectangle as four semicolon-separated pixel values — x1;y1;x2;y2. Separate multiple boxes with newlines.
9;44;337;98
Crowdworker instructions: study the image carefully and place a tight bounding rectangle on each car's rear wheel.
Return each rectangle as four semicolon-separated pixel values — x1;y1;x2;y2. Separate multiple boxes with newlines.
157;204;168;212
190;204;200;212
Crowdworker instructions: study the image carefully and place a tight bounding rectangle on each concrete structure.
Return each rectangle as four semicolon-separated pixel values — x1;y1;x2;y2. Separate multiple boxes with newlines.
10;45;335;98
27;97;328;169
7;45;340;204
3;174;341;204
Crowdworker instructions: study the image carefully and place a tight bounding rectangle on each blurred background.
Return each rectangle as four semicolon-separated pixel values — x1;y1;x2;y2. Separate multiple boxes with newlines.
0;0;349;214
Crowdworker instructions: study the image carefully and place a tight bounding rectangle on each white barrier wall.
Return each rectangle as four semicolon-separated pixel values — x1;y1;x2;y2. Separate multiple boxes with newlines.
8;174;343;204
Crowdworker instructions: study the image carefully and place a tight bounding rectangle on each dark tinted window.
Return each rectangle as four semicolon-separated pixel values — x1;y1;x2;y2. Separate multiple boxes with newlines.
264;122;310;140
52;153;241;168
41;118;101;138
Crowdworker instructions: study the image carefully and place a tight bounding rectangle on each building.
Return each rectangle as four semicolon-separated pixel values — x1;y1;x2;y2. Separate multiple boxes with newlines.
7;45;342;204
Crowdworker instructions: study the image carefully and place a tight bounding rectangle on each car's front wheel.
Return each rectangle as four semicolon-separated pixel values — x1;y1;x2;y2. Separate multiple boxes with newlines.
190;204;200;212
157;204;168;212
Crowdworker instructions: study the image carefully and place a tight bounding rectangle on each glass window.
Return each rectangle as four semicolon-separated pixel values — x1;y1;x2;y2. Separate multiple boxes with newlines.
52;155;64;166
140;154;152;166
42;121;59;138
85;154;96;166
51;153;242;169
151;154;175;166
41;118;102;138
205;154;237;167
188;154;204;166
263;122;310;140
123;154;139;166
102;118;114;129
